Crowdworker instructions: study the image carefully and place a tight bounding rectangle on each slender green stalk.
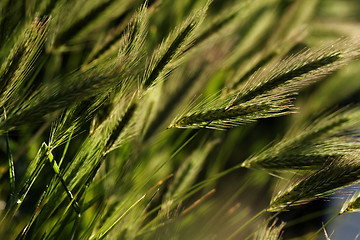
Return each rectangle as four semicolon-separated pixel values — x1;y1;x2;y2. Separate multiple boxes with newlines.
44;143;81;213
11;148;48;215
59;129;73;166
96;194;146;240
16;186;48;240
308;214;340;240
5;129;15;207
226;209;266;240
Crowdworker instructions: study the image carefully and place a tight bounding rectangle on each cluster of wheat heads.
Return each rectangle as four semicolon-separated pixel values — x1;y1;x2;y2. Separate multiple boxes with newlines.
1;0;360;239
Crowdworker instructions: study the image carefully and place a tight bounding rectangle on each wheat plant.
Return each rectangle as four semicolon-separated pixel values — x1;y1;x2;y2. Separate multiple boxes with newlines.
1;0;360;239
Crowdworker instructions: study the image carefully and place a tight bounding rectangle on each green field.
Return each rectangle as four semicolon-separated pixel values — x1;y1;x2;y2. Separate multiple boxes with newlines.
1;0;360;239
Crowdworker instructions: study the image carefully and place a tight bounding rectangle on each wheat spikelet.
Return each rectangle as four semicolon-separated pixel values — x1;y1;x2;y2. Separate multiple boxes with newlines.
242;107;360;169
169;38;360;129
142;5;207;89
0;6;147;133
169;102;272;129
269;152;360;211
103;97;137;154
0;17;50;109
253;220;285;240
340;191;360;214
232;53;340;106
242;139;360;170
